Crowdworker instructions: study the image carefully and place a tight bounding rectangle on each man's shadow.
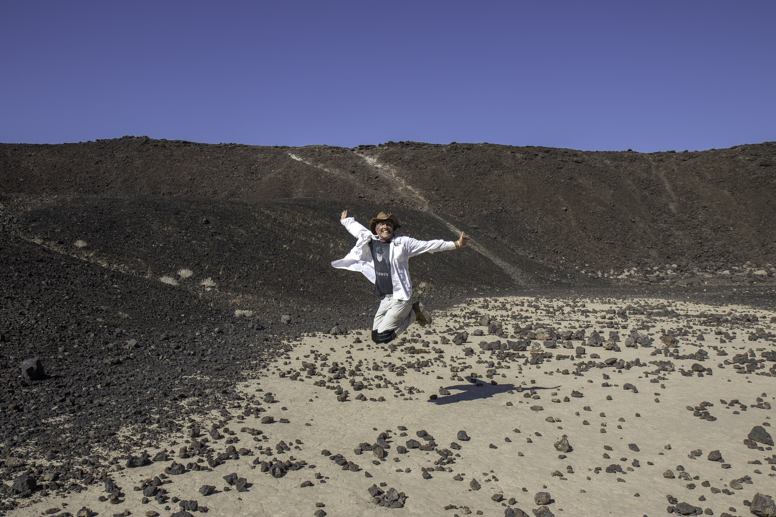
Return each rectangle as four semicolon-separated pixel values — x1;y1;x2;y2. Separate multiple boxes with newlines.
428;378;560;405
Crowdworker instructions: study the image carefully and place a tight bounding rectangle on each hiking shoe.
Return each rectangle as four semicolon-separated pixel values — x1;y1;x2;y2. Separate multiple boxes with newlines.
413;301;432;327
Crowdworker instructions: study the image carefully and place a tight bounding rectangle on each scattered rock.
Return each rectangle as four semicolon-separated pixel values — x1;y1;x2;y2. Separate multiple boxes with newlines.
367;484;407;508
11;472;37;496
179;500;198;512
670;502;701;515
532;507;555;517
21;357;46;380
553;435;571;453
749;426;774;446
534;492;551;505
165;462;186;475
126;451;151;468
750;492;776;517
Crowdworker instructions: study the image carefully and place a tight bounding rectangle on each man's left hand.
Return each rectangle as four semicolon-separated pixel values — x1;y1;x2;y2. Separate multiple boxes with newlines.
457;231;470;248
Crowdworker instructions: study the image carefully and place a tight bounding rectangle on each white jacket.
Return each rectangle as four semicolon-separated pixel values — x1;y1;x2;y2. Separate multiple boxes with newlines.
331;217;456;301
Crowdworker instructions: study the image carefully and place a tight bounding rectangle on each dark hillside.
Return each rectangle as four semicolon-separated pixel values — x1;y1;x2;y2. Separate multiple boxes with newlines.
357;142;776;275
2;138;775;282
0;228;289;464
2;196;527;319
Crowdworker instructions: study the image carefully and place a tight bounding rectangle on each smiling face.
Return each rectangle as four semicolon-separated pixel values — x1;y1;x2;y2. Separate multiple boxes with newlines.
376;220;394;241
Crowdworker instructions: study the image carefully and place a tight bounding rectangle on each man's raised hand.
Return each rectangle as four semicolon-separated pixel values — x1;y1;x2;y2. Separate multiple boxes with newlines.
458;231;470;248
340;210;348;221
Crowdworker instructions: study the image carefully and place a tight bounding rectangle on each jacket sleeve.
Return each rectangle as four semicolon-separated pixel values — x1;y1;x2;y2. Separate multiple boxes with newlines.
341;217;371;239
404;236;456;258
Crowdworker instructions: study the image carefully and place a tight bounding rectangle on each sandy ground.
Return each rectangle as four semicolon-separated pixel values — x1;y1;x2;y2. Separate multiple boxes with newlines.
6;296;776;517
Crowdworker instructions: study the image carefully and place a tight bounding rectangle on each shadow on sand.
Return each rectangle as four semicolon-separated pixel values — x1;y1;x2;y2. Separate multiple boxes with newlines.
428;378;560;405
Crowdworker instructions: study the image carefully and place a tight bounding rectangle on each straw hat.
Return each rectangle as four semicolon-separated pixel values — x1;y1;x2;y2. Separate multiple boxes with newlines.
369;212;400;234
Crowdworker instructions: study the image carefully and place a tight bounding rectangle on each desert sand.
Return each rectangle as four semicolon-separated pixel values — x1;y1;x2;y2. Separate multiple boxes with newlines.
6;295;775;517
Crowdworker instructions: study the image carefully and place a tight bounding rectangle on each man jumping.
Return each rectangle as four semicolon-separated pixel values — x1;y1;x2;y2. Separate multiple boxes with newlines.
332;210;469;344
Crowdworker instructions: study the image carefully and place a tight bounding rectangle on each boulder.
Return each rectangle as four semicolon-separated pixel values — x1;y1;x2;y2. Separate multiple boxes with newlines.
748;426;774;446
11;472;36;496
534;491;551;505
553;435;571;453
21;357;45;381
750;492;776;517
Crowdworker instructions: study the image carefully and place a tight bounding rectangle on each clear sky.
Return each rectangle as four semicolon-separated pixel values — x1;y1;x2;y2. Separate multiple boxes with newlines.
1;0;774;152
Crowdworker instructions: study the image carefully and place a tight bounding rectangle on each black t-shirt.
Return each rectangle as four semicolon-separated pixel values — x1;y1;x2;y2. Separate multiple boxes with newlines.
370;239;393;296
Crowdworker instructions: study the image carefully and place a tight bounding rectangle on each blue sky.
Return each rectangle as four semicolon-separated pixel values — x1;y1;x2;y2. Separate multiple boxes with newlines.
2;0;774;152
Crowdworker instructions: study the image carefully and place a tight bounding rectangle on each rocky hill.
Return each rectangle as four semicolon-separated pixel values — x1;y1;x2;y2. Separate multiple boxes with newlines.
3;137;775;286
1;137;775;510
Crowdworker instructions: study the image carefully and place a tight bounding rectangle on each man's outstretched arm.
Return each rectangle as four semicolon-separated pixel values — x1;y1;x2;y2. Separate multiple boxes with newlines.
405;230;471;257
339;209;369;238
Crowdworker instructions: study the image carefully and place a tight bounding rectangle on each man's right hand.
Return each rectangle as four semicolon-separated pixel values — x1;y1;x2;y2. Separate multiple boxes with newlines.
340;210;348;221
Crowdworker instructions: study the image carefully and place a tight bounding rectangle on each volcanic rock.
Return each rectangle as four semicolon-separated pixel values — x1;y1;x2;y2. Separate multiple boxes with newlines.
21;357;45;381
165;462;186;475
367;484;407;508
11;472;36;496
505;509;530;517
553;435;571;453
750;492;776;517
179;500;198;512
748;426;774;446
672;502;700;515
534;492;551;505
532;507;555;517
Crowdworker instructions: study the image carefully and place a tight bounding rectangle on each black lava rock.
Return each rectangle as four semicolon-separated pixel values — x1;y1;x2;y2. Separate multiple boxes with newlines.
367;484;407;508
750;492;776;517
126;451;151;468
505;509;530;517
11;472;37;496
532;506;555;517
21;357;46;381
748;426;774;446
165;462;186;475
179;500;198;512
553;436;571;453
